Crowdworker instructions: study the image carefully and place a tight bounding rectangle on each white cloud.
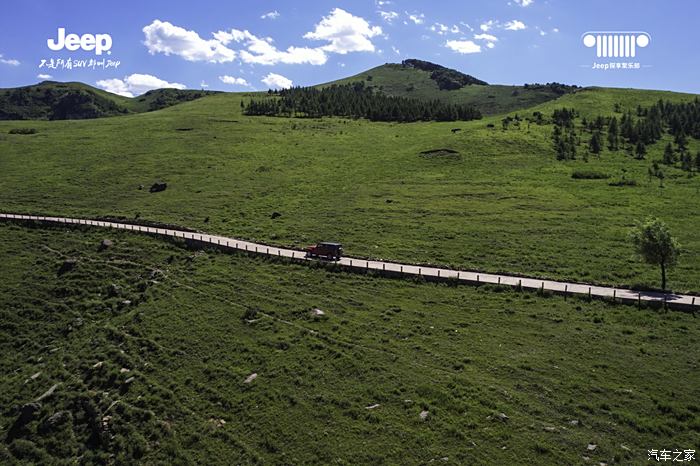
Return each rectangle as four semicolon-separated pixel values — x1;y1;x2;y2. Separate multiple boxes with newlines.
261;73;292;89
212;29;246;44
552;27;560;33
514;0;534;6
200;81;209;88
143;10;381;69
480;20;496;32
217;28;328;65
96;78;131;97
431;23;445;34
142;19;236;63
0;54;20;66
460;22;474;32
261;10;280;20
407;12;425;24
37;73;52;80
474;33;498;42
96;73;186;98
473;33;498;49
392;45;400;55
429;23;461;36
445;39;481;54
219;75;250;86
304;8;382;54
504;20;526;30
430;23;448;35
379;10;399;22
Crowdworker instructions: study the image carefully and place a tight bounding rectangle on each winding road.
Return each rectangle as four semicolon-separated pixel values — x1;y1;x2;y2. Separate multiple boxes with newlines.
1;212;697;310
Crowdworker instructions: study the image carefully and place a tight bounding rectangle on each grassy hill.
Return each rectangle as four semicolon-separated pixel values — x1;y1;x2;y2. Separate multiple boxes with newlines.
1;223;697;464
0;81;217;120
0;86;697;292
324;61;578;115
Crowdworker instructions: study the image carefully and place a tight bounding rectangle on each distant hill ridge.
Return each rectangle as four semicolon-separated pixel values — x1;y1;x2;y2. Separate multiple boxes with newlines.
0;59;584;121
0;81;218;121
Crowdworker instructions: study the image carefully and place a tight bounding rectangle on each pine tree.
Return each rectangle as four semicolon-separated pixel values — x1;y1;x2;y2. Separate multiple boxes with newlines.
607;117;619;150
620;110;635;142
675;131;688;153
681;152;692;172
594;115;605;131
663;142;675;165
568;128;577;160
635;141;646;159
552;124;562;142
589;130;602;156
657;169;665;187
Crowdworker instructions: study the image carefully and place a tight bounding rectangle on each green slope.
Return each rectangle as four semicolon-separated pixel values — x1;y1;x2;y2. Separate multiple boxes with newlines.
525;86;699;118
0;81;218;120
1;223;697;464
324;61;578;115
0;86;698;292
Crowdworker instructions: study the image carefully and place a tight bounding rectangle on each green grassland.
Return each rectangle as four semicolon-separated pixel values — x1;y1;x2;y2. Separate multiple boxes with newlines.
1;223;698;464
0;86;698;293
325;63;574;115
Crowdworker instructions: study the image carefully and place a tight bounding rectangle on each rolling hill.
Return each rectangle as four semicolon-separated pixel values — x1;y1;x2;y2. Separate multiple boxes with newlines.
323;59;579;115
0;81;218;120
0;59;579;121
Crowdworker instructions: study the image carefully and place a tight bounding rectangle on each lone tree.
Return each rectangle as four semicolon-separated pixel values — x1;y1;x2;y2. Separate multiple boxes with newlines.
629;218;681;291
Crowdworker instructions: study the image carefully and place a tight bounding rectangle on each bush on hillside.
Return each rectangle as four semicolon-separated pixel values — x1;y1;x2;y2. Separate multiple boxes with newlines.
571;170;609;179
8;127;37;135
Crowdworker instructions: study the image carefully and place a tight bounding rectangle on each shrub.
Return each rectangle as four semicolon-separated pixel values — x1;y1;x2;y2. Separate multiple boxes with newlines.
9;127;37;134
572;170;610;180
242;308;259;320
609;179;638;186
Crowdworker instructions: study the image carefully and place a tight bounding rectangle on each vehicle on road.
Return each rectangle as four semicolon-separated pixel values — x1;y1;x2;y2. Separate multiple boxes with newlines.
306;242;343;261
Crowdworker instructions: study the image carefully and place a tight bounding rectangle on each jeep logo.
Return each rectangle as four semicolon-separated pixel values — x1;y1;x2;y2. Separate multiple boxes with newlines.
47;28;112;55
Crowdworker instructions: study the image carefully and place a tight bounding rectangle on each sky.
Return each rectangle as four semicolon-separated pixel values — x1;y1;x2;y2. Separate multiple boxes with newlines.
1;0;699;96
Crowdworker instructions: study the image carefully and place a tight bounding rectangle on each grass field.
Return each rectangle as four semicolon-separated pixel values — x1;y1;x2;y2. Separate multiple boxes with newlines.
0;86;698;293
1;223;698;464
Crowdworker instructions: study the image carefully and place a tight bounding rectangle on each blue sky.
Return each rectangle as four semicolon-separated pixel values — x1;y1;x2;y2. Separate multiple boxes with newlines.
1;0;699;95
